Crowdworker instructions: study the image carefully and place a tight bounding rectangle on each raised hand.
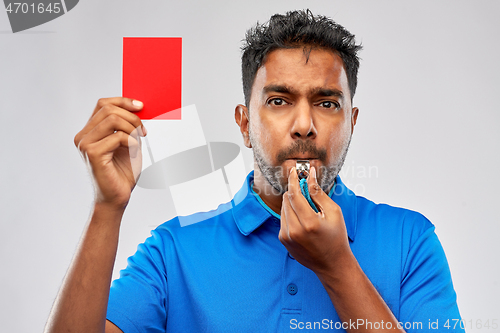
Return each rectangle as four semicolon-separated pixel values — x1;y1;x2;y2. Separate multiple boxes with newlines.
74;97;146;209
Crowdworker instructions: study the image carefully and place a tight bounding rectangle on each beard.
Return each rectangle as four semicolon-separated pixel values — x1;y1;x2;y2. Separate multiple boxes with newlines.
249;127;351;195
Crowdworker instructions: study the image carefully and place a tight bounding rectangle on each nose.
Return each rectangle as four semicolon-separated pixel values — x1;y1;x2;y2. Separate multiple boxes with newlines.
290;101;317;140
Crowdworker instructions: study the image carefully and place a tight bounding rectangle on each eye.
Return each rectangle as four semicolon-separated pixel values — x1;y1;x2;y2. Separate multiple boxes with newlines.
318;101;340;109
268;98;289;106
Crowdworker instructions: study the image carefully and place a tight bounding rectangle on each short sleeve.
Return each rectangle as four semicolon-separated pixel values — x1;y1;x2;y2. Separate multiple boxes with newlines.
106;229;168;333
399;216;464;332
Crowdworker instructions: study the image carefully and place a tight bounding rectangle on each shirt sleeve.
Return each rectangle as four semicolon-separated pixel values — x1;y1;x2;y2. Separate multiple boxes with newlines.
399;214;464;332
106;228;168;333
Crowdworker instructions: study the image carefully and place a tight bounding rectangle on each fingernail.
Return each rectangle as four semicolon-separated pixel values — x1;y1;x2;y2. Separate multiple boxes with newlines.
133;100;143;108
290;167;295;175
142;125;147;136
311;166;317;180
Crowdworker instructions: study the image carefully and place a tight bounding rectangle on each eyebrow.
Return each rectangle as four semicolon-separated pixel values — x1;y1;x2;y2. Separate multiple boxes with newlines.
309;87;344;100
263;84;298;95
263;84;344;101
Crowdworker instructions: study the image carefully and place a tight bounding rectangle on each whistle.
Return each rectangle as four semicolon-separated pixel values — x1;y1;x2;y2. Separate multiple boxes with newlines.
296;160;310;180
295;160;319;212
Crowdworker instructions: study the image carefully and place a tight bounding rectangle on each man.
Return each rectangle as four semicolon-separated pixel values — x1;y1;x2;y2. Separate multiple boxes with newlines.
45;10;463;333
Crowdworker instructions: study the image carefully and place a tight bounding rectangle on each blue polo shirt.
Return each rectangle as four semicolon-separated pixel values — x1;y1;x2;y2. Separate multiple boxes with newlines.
107;171;463;332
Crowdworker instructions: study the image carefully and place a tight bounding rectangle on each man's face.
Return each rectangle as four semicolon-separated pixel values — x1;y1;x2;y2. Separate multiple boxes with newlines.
237;48;358;194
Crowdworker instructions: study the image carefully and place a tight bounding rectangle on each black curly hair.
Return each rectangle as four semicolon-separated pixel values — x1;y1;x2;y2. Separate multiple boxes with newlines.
241;9;362;108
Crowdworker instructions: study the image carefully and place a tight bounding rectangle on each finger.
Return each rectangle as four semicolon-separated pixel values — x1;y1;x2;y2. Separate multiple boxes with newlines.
308;166;336;215
279;197;289;243
281;193;296;242
282;188;309;240
86;131;140;162
91;97;143;117
75;104;145;148
89;103;144;136
287;166;314;220
82;114;141;147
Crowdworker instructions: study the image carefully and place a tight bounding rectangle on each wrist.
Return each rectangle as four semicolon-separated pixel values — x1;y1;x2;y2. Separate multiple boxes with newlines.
91;201;127;226
94;195;129;212
316;247;359;287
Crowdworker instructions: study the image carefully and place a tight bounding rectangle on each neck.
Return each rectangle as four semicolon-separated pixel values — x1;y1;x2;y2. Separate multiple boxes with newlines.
252;163;284;216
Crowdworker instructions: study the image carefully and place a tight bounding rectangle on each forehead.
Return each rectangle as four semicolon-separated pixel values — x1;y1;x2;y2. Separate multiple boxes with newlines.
252;48;350;98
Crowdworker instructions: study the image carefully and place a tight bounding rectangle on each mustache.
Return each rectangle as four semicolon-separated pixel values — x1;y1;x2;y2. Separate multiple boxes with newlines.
275;140;327;164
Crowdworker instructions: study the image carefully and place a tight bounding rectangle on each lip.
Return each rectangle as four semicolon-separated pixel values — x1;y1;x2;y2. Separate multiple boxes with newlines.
286;157;318;160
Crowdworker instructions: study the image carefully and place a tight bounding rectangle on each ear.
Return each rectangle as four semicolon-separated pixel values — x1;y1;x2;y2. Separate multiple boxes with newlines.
351;107;359;133
235;104;252;148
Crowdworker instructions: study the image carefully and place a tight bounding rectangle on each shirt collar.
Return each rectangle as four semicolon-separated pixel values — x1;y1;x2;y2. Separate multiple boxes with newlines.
231;171;358;241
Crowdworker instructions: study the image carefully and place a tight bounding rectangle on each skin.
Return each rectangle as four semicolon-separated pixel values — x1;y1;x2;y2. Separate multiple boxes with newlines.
236;48;356;211
235;48;405;332
45;49;404;333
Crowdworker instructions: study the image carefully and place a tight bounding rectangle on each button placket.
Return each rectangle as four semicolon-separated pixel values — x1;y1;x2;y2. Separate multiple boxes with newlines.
281;251;303;313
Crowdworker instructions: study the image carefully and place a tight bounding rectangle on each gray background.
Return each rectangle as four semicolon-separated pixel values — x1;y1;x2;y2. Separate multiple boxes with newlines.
1;0;499;332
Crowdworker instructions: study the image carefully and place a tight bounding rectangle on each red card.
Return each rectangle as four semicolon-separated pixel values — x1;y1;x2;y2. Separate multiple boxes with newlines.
123;37;182;120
